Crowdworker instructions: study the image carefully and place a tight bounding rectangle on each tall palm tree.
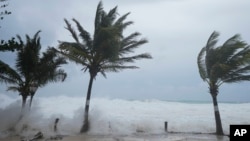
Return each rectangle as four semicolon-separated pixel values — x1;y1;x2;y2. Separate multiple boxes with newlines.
0;31;67;110
55;1;152;133
197;31;250;135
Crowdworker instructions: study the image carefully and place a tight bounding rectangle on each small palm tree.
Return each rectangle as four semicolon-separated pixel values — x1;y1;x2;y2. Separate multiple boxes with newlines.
55;1;152;133
197;31;250;135
0;31;67;111
28;47;67;109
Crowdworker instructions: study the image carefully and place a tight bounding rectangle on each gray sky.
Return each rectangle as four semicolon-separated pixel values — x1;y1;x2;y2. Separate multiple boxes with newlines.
1;0;250;102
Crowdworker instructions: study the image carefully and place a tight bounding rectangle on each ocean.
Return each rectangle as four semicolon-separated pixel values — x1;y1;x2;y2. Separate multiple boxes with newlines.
0;94;249;138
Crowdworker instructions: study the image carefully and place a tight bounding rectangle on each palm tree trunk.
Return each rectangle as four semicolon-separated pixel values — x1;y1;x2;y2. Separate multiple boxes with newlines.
29;94;34;111
10;95;27;131
211;95;224;135
80;74;95;133
22;95;27;110
19;94;28;121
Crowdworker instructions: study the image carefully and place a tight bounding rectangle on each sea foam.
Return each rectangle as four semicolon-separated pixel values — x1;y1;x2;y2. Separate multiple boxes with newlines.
0;94;249;137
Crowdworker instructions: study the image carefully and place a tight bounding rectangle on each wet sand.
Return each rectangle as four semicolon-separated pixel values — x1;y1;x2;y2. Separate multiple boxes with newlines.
62;133;229;141
0;133;229;141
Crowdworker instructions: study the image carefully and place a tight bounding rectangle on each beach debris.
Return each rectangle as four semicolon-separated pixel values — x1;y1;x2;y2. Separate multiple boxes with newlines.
44;135;63;141
20;131;43;141
164;121;168;132
136;128;145;133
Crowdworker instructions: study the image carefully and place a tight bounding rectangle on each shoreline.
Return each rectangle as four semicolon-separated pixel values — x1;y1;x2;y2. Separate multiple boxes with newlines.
0;132;230;141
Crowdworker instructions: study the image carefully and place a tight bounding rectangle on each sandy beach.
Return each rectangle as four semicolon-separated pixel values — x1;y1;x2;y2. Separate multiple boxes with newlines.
0;133;229;141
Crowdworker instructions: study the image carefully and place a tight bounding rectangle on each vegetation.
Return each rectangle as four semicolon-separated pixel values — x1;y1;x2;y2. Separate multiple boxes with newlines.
0;0;21;51
0;0;11;28
0;0;11;19
197;31;250;135
0;31;67;111
0;37;22;51
55;1;152;132
1;0;250;136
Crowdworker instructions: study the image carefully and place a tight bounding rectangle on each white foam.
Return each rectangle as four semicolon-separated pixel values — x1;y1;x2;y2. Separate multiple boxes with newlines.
0;94;249;137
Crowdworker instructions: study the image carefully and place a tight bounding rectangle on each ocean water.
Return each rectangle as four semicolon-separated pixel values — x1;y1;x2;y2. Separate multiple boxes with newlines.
0;94;249;138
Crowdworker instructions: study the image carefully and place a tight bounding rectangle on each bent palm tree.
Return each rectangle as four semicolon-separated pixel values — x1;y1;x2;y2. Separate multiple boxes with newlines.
56;1;152;133
0;31;67;111
197;31;250;135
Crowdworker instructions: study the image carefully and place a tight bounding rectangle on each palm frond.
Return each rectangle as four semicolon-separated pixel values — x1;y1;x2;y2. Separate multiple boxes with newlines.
32;30;41;45
197;47;207;80
120;21;133;31
102;64;138;73
227;45;250;66
99;70;107;78
0;60;22;84
107;5;118;24
224;75;250;83
72;18;93;48
231;65;250;75
222;34;241;47
64;19;79;43
114;12;133;34
94;1;104;30
115;12;130;26
120;37;148;55
206;31;219;51
218;34;246;64
7;86;19;92
116;53;152;64
39;69;67;86
121;32;140;46
206;49;220;79
58;42;91;65
16;34;24;47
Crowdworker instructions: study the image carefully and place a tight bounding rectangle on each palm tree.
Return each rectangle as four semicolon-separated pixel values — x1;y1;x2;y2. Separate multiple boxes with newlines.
197;31;250;135
0;31;67;111
28;47;67;109
55;1;152;133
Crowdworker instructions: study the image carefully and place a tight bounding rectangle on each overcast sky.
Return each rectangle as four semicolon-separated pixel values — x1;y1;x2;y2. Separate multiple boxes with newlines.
1;0;250;102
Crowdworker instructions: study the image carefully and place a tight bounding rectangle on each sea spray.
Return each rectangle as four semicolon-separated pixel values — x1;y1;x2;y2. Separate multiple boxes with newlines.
0;94;250;137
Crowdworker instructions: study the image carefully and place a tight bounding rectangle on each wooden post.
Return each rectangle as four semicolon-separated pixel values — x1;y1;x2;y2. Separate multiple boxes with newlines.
165;121;168;132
